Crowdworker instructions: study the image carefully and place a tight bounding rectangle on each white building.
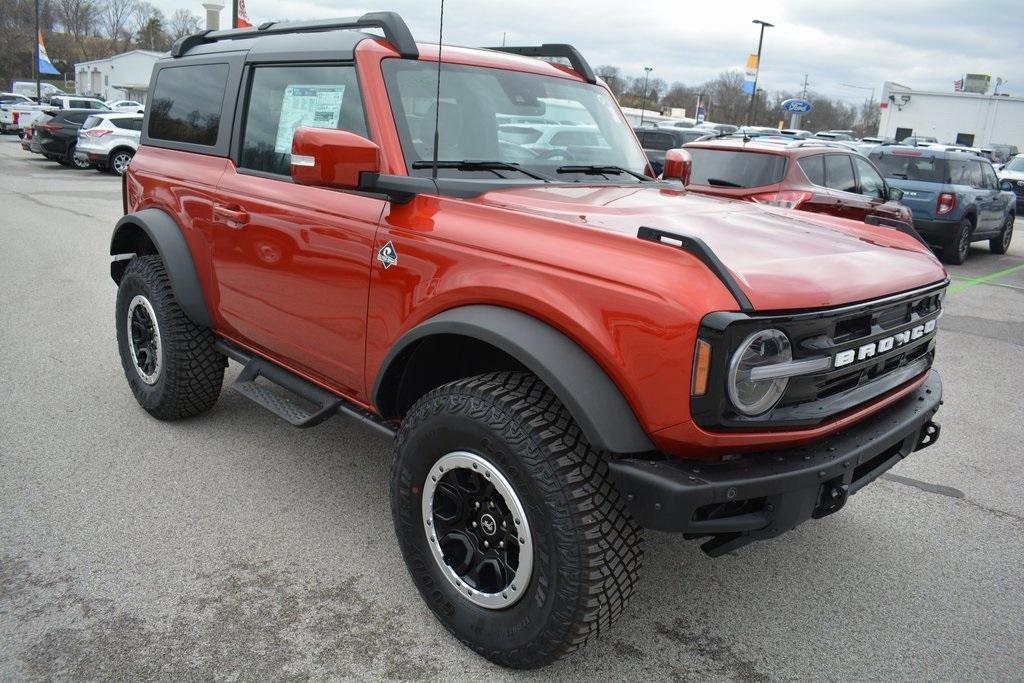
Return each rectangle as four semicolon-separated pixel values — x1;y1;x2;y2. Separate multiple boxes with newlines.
878;81;1024;149
74;50;165;103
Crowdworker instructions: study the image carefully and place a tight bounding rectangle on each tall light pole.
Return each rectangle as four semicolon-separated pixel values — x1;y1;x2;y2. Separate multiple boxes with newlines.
747;19;773;125
33;0;40;101
639;66;653;126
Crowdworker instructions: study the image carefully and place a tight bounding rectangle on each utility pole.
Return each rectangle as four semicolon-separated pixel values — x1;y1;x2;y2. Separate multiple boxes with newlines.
747;19;773;125
791;74;809;129
33;0;40;101
639;66;652;126
501;32;507;47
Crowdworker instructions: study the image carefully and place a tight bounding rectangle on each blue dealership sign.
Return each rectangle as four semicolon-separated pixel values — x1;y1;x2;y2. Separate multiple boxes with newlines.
782;98;814;114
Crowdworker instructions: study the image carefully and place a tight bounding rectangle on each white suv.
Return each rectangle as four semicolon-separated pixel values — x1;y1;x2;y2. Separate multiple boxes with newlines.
74;112;143;176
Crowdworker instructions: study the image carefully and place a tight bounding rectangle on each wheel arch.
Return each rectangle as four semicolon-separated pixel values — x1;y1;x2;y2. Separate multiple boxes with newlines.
373;305;655;454
109;208;212;327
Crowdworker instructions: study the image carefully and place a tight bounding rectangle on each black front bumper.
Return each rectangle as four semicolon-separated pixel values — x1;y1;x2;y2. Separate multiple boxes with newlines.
608;370;942;557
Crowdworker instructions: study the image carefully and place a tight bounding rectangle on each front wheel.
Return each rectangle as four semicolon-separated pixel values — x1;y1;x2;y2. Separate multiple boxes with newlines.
943;217;973;265
115;255;225;419
390;372;643;669
990;214;1014;254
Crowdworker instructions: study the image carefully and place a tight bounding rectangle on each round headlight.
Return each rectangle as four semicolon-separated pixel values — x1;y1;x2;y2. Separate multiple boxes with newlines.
727;329;792;416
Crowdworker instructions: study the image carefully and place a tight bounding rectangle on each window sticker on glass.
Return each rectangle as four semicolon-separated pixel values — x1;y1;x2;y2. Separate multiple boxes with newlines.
274;84;345;153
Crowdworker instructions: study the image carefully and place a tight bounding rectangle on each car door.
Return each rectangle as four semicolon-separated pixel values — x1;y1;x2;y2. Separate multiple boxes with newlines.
212;62;385;396
794;154;839;215
823;154;867;220
977;161;1005;234
851;155;904;222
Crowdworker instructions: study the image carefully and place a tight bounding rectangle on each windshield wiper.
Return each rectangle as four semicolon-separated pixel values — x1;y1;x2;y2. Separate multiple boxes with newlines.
705;177;744;187
555;164;652;181
410;160;553;181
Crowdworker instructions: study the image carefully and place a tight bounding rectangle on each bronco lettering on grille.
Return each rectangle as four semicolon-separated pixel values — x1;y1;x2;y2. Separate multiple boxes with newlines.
834;319;936;368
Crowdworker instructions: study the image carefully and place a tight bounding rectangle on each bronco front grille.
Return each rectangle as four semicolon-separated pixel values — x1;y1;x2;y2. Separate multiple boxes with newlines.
691;281;947;431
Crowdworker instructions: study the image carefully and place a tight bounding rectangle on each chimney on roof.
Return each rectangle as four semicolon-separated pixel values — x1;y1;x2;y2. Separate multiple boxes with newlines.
201;1;225;30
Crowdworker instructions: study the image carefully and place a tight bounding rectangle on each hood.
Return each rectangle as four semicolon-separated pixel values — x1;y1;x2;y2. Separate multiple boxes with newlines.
472;184;946;311
999;170;1024;181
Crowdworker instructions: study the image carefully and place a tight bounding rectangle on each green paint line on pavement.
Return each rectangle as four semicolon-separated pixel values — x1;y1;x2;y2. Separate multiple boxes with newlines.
946;262;1024;294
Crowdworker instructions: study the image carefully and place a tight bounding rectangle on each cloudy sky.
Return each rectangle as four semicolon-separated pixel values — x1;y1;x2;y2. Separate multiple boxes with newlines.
157;0;1019;103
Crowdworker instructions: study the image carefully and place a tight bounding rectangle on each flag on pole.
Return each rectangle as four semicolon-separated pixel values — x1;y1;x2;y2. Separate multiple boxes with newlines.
38;32;60;76
953;78;963;92
237;0;253;28
742;54;759;95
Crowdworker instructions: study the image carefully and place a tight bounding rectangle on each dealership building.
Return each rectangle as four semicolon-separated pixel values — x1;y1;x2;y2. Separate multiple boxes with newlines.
878;81;1024;149
74;50;164;103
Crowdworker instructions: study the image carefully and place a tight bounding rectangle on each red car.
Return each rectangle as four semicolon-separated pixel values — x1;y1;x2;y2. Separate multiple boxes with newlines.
109;13;946;668
682;137;912;224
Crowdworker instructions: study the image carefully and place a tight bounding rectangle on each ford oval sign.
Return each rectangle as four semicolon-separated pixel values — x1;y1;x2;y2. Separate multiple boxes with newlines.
782;98;814;114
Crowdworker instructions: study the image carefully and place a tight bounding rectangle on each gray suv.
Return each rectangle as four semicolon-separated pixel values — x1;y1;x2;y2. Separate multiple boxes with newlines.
74;112;143;176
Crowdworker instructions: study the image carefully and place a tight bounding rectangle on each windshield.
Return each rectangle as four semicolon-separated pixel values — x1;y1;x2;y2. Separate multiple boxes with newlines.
686;148;787;188
1004;157;1024;173
382;59;649;181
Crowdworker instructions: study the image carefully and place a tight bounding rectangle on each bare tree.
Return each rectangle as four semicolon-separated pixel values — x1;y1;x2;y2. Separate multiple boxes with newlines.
168;8;201;41
100;0;138;52
53;0;100;61
132;2;165;50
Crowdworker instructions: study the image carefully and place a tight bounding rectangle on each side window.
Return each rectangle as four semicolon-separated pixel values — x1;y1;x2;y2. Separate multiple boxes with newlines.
949;160;982;188
980;162;998;189
148;63;229;146
824;154;857;193
70;99;89;108
648;133;674;151
797;155;825;186
636;132;650;147
116;118;143;131
240;64;366;176
852;157;886;199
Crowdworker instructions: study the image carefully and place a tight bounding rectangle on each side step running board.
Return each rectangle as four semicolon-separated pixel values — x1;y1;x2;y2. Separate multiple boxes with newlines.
214;340;395;436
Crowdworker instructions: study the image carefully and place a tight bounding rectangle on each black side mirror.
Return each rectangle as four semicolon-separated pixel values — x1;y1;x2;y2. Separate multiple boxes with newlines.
1000;179;1014;192
887;186;904;202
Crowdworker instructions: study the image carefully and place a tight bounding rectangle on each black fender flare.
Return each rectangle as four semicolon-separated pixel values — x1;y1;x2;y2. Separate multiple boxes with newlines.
109;208;212;327
374;305;656;454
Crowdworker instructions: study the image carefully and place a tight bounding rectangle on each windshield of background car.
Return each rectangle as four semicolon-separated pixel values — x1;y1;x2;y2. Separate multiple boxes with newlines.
686;148;786;187
382;60;649;180
870;152;946;183
1004;157;1024;173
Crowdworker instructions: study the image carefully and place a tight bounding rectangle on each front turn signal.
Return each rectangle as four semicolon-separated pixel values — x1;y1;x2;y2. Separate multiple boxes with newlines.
691;339;712;397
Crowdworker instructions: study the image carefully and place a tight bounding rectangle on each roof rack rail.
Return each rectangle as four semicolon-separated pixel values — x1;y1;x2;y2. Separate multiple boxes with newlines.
790;139;856;150
483;44;597;84
170;11;418;59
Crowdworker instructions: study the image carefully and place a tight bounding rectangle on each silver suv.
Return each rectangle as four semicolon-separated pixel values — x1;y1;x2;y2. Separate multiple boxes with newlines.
74;112;143;176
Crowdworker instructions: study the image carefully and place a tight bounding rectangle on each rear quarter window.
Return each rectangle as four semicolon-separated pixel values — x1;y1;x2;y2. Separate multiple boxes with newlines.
687;149;786;188
148;63;230;146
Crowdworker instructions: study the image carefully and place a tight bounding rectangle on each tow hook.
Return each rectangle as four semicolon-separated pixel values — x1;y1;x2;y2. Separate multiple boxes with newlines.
916;421;941;451
813;480;850;519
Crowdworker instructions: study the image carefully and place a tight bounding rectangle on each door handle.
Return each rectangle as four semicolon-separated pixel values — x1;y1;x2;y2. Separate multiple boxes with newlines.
213;203;249;227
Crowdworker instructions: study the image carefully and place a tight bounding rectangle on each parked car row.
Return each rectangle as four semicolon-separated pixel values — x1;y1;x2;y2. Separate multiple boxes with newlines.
17;108;141;175
657;134;1014;265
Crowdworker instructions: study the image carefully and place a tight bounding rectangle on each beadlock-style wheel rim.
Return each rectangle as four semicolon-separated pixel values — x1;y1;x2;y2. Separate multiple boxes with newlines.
127;295;162;384
422;451;533;609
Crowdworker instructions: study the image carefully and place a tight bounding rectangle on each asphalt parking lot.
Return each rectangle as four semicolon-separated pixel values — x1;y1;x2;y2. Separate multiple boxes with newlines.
1;135;1022;681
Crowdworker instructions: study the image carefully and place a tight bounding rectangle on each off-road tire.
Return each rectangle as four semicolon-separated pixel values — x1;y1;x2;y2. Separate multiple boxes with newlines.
990;214;1014;254
390;371;643;669
943;217;973;265
115;255;225;419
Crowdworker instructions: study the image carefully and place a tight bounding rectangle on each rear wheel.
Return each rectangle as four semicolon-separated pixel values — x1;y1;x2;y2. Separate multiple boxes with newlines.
109;149;133;176
990;214;1014;254
69;144;91;169
943;217;973;265
390;372;643;668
